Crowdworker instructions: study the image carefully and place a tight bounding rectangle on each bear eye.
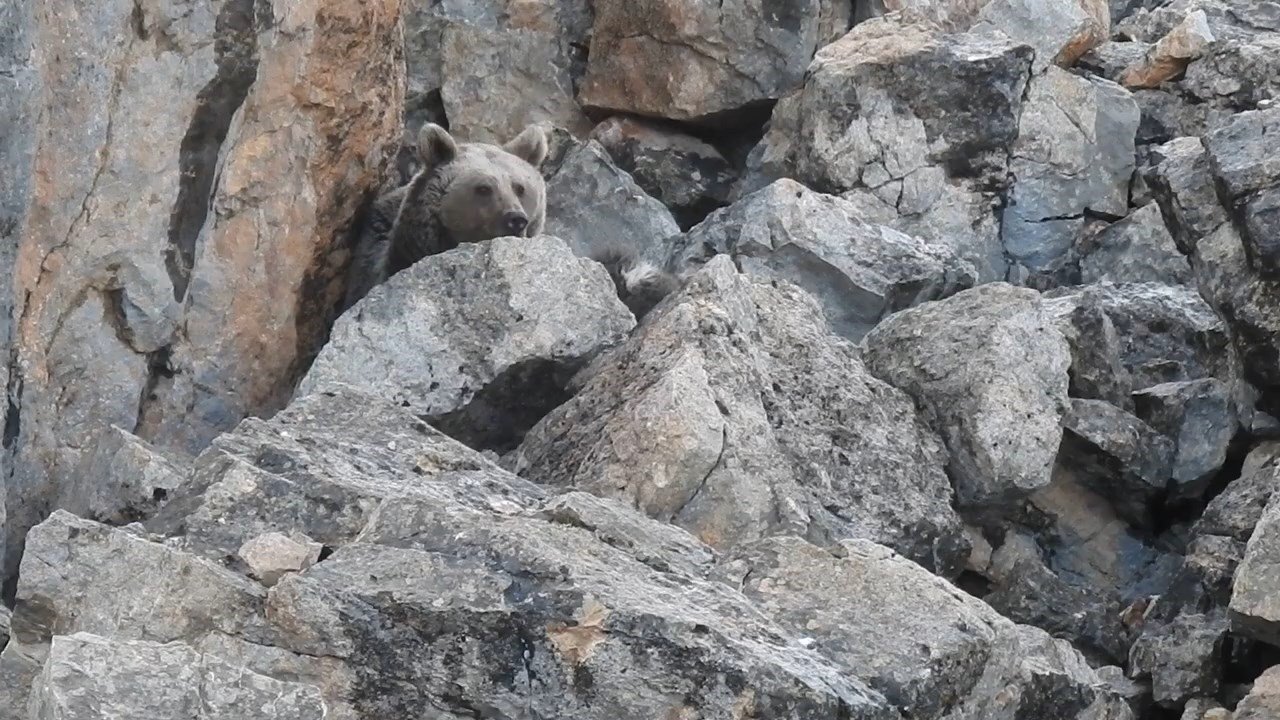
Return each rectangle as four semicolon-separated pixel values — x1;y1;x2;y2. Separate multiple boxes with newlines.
474;184;493;197
513;182;525;197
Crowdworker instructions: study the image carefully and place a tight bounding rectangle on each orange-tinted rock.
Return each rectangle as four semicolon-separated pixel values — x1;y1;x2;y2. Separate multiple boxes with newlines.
0;0;404;578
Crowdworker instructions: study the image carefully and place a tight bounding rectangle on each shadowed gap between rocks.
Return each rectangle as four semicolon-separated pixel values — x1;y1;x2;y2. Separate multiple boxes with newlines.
429;356;578;455
163;0;263;303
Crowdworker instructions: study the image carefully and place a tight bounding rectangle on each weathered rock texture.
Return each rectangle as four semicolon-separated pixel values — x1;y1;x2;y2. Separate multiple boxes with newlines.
862;283;1072;509
752;16;1034;280
0;0;404;585
517;257;971;576
677;179;976;341
299;236;634;451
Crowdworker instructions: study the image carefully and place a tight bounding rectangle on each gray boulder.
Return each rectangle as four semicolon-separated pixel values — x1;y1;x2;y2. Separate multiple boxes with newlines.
589;116;736;229
1003;68;1140;274
752;16;1035;280
28;632;326;720
721;537;1134;720
1230;490;1280;646
7;389;904;720
1079;203;1192;285
1127;612;1226;708
677;179;976;341
1059;398;1173;525
58;425;188;526
516;257;970;576
1203;108;1280;274
543;138;682;265
299;236;634;452
1194;442;1280;542
1133;379;1236;497
861;283;1071;509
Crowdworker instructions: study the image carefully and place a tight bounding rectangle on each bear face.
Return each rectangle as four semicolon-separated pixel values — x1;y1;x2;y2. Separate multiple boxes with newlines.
417;123;549;245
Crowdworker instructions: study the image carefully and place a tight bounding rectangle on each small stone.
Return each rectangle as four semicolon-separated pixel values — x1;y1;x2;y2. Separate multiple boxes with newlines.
238;532;323;587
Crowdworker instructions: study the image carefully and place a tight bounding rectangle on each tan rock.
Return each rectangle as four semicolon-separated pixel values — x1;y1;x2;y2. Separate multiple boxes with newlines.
238;531;322;586
1121;10;1214;89
578;0;829;122
2;0;405;578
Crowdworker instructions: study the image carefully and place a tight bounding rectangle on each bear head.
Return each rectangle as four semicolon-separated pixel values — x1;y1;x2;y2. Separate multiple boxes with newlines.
416;123;549;244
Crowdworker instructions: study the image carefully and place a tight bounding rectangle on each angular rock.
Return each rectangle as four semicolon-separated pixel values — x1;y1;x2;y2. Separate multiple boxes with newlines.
862;283;1071;509
1096;664;1152;718
1145;136;1230;253
579;0;829;123
1120;9;1214;89
722;537;1133;719
402;0;591;146
1230;491;1280;645
0;511;271;713
1181;697;1227;720
441;24;591;144
1045;282;1235;400
677;179;976;341
589;116;736;229
0;606;9;651
1060;398;1173;524
1127;611;1226;707
517;257;970;576
1133;379;1236;496
1235;665;1280;720
28;632;326;720
237;532;322;587
1;0;405;582
1204;108;1280;274
49;425;188;527
298;236;635;452
542;139;682;265
1003;69;1140;272
1079;203;1192;285
886;0;1109;71
1194;442;1280;541
754;17;1034;280
1080;40;1155;82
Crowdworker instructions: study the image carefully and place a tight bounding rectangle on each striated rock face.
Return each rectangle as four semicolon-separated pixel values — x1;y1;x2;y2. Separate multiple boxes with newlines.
517;257;971;576
1;0;404;583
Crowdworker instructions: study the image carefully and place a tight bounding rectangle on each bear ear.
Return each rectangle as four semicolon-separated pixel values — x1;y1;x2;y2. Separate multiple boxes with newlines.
504;125;549;167
416;123;458;168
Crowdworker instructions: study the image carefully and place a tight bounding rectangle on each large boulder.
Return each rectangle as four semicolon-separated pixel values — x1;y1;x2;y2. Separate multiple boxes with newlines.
5;387;908;720
578;0;835;123
0;0;405;583
677;179;976;341
1203;108;1280;275
1003;68;1139;274
751;16;1035;280
861;283;1072;510
722;537;1134;720
516;257;971;576
298;236;634;452
542;137;682;265
1078;203;1192;286
1230;490;1280;646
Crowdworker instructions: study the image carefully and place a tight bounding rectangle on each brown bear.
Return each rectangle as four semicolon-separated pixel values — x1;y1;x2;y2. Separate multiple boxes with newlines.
343;122;549;309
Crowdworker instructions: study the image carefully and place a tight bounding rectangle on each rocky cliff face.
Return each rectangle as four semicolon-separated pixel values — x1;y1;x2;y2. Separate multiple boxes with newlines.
3;0;1279;719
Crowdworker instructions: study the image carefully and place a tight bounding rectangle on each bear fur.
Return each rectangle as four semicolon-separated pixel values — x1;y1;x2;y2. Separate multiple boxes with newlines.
589;245;682;321
344;123;549;309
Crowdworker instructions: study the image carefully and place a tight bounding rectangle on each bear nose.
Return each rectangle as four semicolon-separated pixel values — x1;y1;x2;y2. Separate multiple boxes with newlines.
503;211;529;236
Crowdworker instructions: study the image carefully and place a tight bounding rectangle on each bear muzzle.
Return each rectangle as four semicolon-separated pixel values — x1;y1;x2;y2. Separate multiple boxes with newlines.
502;211;529;236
